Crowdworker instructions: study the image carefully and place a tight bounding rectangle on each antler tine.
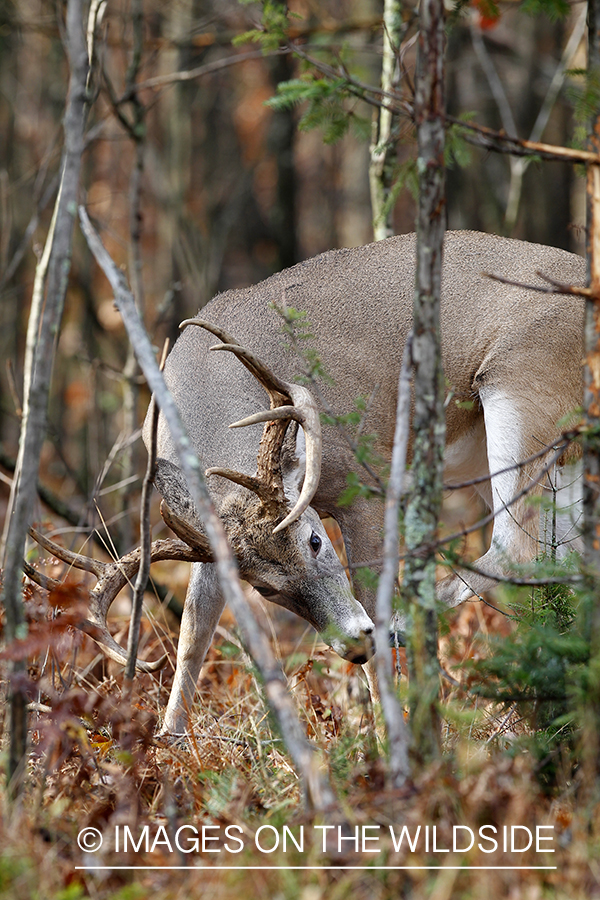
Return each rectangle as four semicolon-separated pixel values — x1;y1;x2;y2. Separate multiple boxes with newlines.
159;500;217;557
179;317;241;348
23;555;167;672
85;539;196;673
227;387;322;531
23;560;63;593
179;317;291;403
87;537;206;639
83;621;168;672
29;527;105;576
89;537;211;672
228;406;301;429
203;468;270;501
274;384;322;532
208;343;290;403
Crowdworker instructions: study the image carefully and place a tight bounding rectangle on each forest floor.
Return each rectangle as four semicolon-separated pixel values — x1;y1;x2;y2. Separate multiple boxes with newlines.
0;573;597;900
0;492;597;899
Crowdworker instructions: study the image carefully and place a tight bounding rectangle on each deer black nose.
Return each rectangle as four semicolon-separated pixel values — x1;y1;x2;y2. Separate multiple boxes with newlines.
345;627;375;665
347;650;369;665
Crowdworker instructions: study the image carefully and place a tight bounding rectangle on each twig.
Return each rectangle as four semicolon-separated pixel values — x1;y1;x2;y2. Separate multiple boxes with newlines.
285;36;600;167
0;446;103;550
286;38;414;119
78;206;336;813
375;332;412;788
125;340;168;682
438;554;582;587
444;432;576;491
0;173;61;295
482;269;592;298
447;113;600;166
349;436;582;589
136;47;291;92
437;440;577;553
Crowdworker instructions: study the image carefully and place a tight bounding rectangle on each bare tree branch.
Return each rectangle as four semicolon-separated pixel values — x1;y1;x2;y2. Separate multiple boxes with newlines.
439;555;582;589
435;439;575;555
119;0;147;562
284;35;600;168
375;332;412;788
136;47;291;93
78;206;336;813
124;341;168;682
482;270;593;299
444;432;576;491
448;114;600;166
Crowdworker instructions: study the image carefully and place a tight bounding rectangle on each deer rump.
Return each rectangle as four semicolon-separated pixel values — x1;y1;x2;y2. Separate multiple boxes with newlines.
147;230;584;734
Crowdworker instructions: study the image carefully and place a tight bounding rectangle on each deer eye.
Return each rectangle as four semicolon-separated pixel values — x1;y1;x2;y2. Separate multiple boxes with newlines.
309;531;322;556
255;585;278;599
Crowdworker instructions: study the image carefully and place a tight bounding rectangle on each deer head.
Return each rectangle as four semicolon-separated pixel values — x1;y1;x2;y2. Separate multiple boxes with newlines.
27;319;375;686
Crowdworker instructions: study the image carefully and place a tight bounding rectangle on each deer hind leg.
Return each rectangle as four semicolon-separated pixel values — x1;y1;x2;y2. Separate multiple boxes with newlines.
437;387;548;607
160;562;226;736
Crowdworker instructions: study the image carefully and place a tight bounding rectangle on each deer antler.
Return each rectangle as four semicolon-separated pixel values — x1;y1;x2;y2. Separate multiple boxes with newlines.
179;318;322;532
26;526;211;672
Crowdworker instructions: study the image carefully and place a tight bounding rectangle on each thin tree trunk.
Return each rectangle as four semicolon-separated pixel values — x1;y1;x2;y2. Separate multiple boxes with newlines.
402;0;446;766
0;0;89;797
581;0;600;798
270;43;298;269
120;0;146;557
369;0;403;240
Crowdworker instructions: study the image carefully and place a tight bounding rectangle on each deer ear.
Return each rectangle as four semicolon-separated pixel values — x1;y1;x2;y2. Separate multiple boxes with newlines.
281;423;306;503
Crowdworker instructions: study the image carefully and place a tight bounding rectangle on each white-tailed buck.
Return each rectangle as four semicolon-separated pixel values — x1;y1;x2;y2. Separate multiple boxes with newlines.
32;231;585;735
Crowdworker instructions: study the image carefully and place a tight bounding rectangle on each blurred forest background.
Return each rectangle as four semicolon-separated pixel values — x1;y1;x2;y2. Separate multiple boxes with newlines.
0;0;588;548
0;2;594;897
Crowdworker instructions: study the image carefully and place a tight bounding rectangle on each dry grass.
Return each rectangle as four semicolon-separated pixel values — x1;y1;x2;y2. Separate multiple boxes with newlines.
0;536;599;900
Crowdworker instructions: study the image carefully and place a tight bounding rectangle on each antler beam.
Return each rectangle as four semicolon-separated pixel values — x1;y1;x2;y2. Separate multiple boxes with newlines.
26;527;210;672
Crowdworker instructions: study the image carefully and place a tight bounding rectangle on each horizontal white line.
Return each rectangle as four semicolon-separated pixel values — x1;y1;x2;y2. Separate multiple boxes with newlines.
75;866;557;871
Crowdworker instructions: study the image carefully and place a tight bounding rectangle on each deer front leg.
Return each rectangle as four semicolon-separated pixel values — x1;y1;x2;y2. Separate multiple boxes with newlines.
160;562;226;736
